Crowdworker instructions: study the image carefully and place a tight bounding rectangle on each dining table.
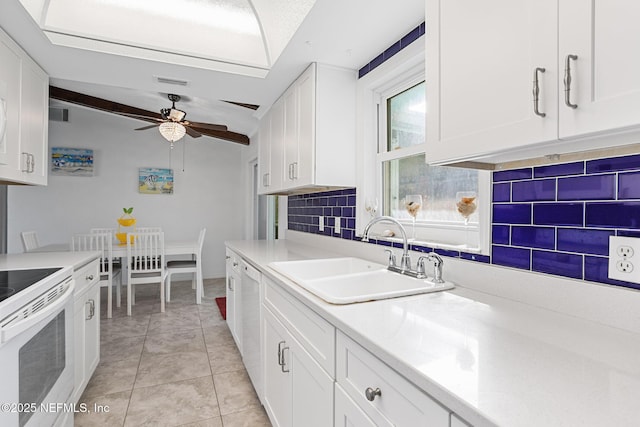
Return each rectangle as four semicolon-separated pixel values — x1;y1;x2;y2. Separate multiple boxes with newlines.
30;239;203;304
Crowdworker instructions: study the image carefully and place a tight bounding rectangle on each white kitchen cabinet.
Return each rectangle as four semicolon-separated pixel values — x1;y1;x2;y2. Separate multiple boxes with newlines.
258;62;356;195
258;98;284;194
426;0;640;166
263;306;334;427
0;28;48;185
558;0;640;139
336;331;451;427
71;259;100;404
225;249;243;353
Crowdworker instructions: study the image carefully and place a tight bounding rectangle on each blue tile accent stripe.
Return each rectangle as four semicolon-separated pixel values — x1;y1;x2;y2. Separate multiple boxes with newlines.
358;23;425;79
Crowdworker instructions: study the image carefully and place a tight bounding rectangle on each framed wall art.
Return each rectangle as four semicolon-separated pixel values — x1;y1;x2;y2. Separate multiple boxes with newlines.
139;167;173;194
51;147;94;176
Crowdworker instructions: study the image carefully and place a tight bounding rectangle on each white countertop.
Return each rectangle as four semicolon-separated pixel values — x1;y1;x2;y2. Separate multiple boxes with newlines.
0;251;99;271
226;239;640;427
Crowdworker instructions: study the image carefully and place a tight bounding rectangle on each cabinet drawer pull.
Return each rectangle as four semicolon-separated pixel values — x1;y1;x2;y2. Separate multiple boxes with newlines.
86;274;94;281
563;54;578;109
365;387;382;401
532;67;546;117
228;277;234;291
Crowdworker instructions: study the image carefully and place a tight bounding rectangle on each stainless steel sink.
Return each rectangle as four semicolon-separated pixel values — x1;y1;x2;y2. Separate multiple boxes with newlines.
269;257;454;304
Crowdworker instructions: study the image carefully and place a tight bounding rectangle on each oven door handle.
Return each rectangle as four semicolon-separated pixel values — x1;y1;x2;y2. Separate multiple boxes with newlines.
0;279;74;344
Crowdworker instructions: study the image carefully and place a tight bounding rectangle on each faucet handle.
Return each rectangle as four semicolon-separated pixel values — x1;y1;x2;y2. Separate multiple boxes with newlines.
416;256;428;278
383;249;397;267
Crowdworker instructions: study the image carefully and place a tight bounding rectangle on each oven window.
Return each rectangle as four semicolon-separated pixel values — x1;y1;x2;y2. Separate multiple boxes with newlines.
18;311;66;426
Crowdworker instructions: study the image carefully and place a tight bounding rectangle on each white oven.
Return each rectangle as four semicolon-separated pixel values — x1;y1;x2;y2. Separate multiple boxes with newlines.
0;267;75;427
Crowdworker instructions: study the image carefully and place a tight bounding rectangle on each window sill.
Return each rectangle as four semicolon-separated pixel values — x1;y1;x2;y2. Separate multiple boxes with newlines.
373;235;482;254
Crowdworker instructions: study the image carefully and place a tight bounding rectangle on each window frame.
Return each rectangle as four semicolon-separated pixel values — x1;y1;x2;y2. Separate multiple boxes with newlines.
355;39;490;254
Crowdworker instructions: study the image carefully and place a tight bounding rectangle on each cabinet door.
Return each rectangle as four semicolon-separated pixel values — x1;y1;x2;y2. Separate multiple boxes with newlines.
73;292;88;403
226;272;242;353
426;0;557;164
0;32;21;169
290;331;333;427
263;308;292;427
257;115;272;194
269;99;285;192
283;86;297;186
294;65;315;186
85;282;100;376
18;59;48;185
335;383;380;427
559;0;640;139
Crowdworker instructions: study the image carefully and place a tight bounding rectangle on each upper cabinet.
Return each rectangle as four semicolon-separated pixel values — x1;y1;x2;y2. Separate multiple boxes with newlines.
0;28;48;185
258;63;356;195
426;0;640;167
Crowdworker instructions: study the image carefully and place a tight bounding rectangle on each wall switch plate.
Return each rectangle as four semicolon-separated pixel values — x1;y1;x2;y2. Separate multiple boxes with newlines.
318;216;324;232
608;236;640;283
334;217;341;234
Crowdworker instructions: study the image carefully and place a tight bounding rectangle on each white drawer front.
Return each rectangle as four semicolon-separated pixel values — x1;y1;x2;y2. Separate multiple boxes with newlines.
74;259;99;294
263;276;335;376
225;249;242;274
336;331;450;427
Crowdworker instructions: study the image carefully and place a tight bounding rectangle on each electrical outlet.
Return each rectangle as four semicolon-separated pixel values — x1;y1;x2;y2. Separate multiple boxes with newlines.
334;217;341;234
318;216;324;232
608;236;640;283
617;245;634;258
616;260;634;273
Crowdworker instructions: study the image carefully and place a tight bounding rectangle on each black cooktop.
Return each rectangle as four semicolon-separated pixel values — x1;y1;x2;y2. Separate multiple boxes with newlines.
0;268;62;303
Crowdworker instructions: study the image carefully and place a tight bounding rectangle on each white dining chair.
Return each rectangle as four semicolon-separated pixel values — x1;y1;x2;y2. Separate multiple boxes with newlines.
71;232;122;318
126;231;166;316
21;231;40;252
136;227;162;233
165;228;206;304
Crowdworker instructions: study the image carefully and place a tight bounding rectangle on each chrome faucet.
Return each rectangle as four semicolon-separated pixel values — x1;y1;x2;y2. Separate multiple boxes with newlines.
362;215;446;282
362;216;411;272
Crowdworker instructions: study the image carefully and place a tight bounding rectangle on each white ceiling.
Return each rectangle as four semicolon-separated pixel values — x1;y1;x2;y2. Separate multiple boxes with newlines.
0;0;425;143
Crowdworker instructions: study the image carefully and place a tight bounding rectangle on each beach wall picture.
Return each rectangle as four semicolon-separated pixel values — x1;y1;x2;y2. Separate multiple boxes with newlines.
51;147;94;176
139;167;174;194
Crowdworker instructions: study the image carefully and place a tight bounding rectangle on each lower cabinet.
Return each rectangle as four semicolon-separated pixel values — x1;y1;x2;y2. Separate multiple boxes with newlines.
225;249;242;353
71;259;100;403
263;307;333;427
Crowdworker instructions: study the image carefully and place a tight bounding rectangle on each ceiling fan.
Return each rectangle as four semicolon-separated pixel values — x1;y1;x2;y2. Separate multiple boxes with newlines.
132;94;228;144
49;87;250;146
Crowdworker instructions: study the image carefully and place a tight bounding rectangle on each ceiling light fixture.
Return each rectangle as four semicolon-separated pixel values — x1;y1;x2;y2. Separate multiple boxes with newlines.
158;121;186;147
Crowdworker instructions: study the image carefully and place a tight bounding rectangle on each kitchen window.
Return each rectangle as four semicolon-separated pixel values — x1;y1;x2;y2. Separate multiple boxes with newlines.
356;40;490;253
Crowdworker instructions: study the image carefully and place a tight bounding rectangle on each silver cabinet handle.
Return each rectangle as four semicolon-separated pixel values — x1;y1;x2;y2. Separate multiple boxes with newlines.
365;387;381;401
228;277;234;291
564;54;578;109
86;299;95;320
532;67;546;117
86;274;94;281
281;346;290;373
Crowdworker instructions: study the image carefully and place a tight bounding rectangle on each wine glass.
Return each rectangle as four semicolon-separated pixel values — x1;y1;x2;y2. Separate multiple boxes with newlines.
404;195;422;240
364;198;379;218
456;191;477;247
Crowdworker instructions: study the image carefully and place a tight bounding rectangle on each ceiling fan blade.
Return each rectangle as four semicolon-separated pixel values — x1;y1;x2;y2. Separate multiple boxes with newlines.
135;124;160;131
185;126;202;138
187;126;250;146
222;100;260;111
185;121;228;132
50;86;164;123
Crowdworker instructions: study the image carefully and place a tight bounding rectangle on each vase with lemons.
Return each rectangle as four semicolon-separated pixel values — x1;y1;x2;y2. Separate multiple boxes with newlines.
116;207;136;244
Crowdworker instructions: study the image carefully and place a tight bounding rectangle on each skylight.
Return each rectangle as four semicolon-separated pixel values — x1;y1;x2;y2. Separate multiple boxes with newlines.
18;0;315;78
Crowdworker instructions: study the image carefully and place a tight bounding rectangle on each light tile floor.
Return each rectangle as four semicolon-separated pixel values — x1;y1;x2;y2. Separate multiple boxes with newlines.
74;278;271;427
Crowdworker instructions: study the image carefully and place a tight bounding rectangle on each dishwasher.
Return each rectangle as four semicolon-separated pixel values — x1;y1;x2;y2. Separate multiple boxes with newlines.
240;260;263;400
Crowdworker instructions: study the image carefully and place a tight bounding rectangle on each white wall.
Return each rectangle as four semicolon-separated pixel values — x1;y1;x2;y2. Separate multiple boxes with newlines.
7;105;248;279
